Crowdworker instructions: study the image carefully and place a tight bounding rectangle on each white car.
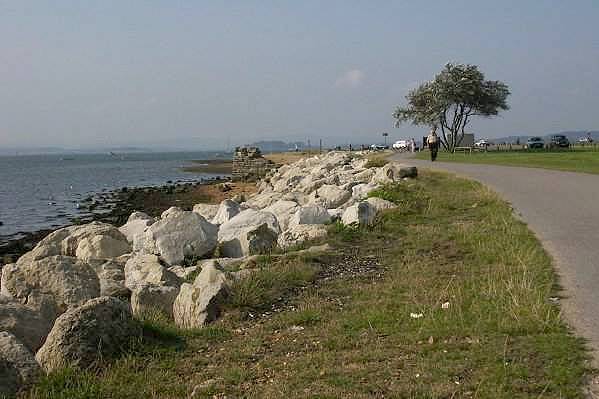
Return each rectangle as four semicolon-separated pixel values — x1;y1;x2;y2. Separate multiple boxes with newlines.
474;139;490;148
392;140;409;150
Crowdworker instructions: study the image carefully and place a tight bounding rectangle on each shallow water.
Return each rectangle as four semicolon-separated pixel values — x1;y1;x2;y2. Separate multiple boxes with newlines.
0;151;227;239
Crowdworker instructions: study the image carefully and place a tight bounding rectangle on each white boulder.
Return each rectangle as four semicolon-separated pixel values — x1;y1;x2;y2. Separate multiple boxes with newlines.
211;199;240;225
119;211;154;243
89;258;129;297
36;297;140;373
289;205;331;227
192;203;220;220
263;200;299;231
372;162;418;184
1;255;100;312
341;201;378;226
217;209;280;258
139;210;218;265
22;222;130;263
75;234;131;262
131;284;180;319
124;254;181;291
277;224;328;249
310;185;351;209
173;261;228;329
351;183;380;200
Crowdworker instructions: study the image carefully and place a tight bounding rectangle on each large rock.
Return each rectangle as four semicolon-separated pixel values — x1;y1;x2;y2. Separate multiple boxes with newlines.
244;192;283;209
36;297;140;373
352;168;376;183
263;200;299;231
0;332;41;397
30;222;129;262
75;235;131;262
0;295;58;352
277;224;328;249
217;209;280;258
124;254;180;291
351;183;380;200
310;185;351;209
192;203;220;220
161;206;184;219
173;262;228;329
1;255;100;312
130;284;180;319
90;258;129;297
341;201;378;226
138;210;218;265
211;199;240;225
289;205;331;227
218;223;278;258
119;212;154;243
372;162;417;184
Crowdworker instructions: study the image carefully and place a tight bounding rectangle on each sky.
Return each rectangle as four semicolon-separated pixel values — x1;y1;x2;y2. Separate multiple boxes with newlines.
1;1;598;151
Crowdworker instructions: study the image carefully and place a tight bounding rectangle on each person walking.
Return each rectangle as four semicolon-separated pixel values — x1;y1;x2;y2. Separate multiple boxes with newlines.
410;137;416;153
426;127;440;161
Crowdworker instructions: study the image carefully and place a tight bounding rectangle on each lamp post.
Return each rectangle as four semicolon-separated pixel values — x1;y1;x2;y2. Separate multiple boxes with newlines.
382;132;389;147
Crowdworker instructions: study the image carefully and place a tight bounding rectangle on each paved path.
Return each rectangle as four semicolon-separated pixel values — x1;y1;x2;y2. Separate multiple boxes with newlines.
391;154;599;365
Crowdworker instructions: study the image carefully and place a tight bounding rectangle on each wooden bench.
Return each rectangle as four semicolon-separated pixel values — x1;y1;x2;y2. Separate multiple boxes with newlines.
454;146;473;154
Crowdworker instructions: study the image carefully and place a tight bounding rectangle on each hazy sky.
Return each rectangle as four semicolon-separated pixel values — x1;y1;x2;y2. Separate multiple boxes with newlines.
1;1;598;150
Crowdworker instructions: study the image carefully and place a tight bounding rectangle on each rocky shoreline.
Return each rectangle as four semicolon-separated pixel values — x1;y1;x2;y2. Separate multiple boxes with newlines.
0;176;257;265
0;151;417;396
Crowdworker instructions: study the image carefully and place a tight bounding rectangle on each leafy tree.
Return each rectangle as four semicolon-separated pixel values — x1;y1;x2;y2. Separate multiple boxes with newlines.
393;63;510;152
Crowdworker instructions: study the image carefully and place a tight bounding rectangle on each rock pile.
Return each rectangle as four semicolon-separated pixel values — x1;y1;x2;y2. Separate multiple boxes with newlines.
0;152;416;395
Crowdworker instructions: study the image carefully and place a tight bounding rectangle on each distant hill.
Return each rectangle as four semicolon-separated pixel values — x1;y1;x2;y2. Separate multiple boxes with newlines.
493;131;599;144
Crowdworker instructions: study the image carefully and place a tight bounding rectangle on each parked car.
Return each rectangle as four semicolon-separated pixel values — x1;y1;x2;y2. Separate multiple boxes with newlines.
525;137;545;149
370;144;388;151
474;139;491;148
548;134;570;148
392;140;409;150
578;137;594;144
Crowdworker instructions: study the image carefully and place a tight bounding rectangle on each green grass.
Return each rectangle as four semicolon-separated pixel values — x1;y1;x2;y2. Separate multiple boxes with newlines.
22;172;590;398
364;154;389;168
416;148;599;174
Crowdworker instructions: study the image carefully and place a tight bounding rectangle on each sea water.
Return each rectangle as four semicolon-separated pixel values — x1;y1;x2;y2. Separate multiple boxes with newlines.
0;151;226;240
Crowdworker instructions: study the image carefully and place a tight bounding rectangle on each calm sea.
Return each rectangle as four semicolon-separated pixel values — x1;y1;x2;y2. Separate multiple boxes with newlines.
0;151;227;240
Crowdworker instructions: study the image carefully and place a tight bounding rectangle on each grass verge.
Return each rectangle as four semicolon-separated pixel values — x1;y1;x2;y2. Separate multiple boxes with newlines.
415;148;599;174
22;171;589;398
